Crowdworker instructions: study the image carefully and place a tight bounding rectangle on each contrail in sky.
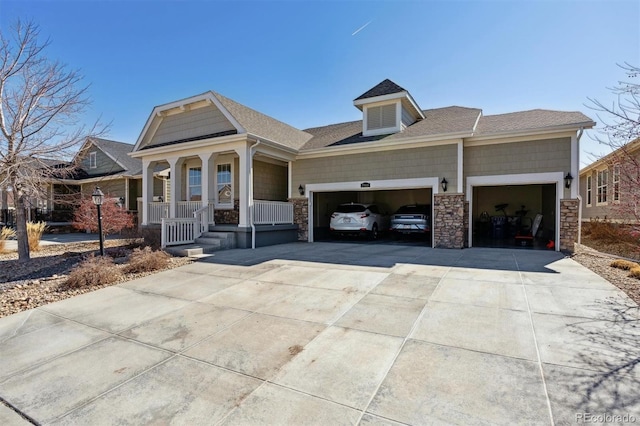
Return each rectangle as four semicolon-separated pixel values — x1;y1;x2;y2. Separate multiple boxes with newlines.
352;20;372;36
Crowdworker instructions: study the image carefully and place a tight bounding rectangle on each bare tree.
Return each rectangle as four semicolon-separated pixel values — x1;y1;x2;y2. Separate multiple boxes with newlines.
0;20;102;261
588;63;640;222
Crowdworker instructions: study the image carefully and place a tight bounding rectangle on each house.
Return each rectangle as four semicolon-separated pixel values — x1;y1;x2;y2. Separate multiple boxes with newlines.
38;138;162;223
579;138;640;223
129;79;595;252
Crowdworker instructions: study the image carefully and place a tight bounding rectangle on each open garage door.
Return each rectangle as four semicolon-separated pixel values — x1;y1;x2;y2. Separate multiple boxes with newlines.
471;183;557;249
306;177;439;246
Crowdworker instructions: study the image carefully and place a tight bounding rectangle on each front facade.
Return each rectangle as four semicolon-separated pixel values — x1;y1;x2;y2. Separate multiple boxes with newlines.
579;139;640;223
130;80;594;252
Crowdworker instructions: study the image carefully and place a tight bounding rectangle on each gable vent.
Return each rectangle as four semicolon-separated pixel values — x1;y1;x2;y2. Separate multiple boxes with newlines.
367;104;396;130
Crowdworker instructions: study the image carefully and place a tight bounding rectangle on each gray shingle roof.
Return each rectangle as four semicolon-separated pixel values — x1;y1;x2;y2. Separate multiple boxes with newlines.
90;138;141;175
354;78;406;101
300;106;482;151
212;92;312;150
354;79;407;101
476;109;595;135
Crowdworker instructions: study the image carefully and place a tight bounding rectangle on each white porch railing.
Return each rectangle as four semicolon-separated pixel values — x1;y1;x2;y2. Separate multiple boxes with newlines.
253;200;294;225
148;202;170;224
176;201;203;218
161;218;198;248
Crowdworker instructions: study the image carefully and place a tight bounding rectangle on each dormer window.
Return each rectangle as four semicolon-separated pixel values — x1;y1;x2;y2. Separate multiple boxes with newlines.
354;79;425;137
89;152;97;169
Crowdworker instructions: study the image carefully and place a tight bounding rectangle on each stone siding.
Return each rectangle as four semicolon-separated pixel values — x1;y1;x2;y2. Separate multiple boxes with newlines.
289;198;308;241
214;199;240;224
433;194;465;249
560;199;579;252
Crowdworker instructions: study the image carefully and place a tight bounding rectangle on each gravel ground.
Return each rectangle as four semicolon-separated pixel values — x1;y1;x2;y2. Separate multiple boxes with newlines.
0;239;193;318
0;240;638;318
572;244;640;305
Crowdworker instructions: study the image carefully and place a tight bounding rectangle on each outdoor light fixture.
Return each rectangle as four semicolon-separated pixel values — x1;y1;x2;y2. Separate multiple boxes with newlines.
564;172;573;189
91;186;105;256
298;184;305;196
441;177;448;192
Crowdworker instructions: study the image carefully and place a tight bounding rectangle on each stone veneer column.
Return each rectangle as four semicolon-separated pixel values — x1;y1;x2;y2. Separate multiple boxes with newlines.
559;199;579;252
433;194;465;249
289;198;308;241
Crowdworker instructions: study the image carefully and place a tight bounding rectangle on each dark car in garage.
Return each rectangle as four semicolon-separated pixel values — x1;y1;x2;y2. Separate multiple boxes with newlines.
390;204;431;236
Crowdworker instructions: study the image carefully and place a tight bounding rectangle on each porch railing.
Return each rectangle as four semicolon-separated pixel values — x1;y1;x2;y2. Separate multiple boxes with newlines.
176;201;203;218
253;200;294;225
161;218;198;248
148;202;170;224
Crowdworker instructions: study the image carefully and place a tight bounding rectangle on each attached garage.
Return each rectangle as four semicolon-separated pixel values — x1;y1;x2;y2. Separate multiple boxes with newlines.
305;177;439;246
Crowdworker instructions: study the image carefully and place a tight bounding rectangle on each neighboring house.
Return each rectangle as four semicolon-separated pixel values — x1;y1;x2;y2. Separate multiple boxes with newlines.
130;79;594;251
579;138;640;223
38;138;168;223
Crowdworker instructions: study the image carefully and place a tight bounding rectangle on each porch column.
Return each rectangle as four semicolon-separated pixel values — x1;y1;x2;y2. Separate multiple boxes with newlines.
167;157;184;218
199;152;217;211
124;178;129;210
141;160;155;225
234;144;251;227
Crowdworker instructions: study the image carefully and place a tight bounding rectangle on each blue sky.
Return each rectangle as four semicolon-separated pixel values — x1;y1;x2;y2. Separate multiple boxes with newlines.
1;0;639;165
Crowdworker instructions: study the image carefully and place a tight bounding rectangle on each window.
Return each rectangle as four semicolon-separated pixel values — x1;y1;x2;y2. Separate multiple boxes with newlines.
188;167;202;201
586;175;592;206
367;104;396;130
89;152;97;169
217;163;232;205
597;169;608;204
613;164;620;202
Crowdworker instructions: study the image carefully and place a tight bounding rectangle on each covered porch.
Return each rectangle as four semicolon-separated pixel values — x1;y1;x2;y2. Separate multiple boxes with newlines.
136;137;298;248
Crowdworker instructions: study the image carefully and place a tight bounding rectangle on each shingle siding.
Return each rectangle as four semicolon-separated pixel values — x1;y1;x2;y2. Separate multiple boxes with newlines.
464;138;571;177
254;160;287;201
292;144;458;193
148;105;236;148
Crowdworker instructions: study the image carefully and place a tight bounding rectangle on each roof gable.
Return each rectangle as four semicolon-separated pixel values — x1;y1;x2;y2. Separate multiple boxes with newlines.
354;79;407;101
75;138;140;176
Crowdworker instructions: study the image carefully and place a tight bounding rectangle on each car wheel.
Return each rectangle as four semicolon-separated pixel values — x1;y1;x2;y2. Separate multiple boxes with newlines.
370;224;379;241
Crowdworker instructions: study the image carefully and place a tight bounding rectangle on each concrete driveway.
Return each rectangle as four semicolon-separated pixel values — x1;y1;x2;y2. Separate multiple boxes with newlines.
1;243;638;425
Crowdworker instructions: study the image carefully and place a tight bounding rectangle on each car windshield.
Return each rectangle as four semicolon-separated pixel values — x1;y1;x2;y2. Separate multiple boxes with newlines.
396;205;428;214
336;204;367;213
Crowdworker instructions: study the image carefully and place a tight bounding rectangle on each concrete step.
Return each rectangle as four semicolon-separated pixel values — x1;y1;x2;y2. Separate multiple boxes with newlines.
194;237;223;247
200;231;236;249
201;231;235;240
165;243;220;258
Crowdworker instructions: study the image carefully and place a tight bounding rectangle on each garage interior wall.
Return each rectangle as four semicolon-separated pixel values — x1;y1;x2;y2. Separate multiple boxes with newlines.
472;184;556;242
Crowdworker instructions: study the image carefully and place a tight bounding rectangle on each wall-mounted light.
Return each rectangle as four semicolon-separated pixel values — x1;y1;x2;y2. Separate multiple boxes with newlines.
564;172;573;189
298;184;305;196
441;177;448;192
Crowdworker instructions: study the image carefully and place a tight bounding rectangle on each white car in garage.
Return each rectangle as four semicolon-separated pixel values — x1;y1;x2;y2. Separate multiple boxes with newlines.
330;203;389;240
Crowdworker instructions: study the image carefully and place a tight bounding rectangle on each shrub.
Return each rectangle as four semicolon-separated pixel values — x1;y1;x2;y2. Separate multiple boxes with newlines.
64;255;123;288
123;246;170;274
610;259;640;270
140;227;162;251
72;194;134;236
26;221;47;251
0;227;16;253
628;267;640;280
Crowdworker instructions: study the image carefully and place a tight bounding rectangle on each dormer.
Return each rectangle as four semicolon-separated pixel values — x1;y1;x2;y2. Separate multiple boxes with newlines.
353;79;425;137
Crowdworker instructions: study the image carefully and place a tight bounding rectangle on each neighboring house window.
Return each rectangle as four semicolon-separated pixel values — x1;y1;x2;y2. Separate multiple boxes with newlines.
367;104;396;130
188;167;202;201
597;169;608;204
217;163;232;206
586;175;592;206
613;164;620;202
89;152;97;169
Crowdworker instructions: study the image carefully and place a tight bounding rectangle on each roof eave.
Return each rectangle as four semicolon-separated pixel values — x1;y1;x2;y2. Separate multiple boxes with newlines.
468;121;596;141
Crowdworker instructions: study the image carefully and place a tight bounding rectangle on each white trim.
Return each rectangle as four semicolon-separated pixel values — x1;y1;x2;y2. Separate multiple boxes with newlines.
466;122;595;142
466;172;564;251
89;152;97;169
612;163;620;203
287;161;293;199
464;130;577;147
596;168;608;206
586;175;592;207
129;134;247;159
354;91;424;119
305;177;439;247
457;141;463;193
570;134;579;199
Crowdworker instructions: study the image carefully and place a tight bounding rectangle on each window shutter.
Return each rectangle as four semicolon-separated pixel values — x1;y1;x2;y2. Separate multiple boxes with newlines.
367;104;397;130
381;104;396;128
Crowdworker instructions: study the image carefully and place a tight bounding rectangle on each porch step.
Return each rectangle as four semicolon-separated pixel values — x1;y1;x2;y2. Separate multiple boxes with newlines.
165;231;237;257
165;243;220;258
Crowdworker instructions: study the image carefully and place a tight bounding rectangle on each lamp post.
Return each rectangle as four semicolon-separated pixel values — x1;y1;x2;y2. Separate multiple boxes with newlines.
92;186;105;256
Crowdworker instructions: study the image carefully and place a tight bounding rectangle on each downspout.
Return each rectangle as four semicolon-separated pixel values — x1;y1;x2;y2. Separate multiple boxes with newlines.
576;127;584;245
249;139;261;249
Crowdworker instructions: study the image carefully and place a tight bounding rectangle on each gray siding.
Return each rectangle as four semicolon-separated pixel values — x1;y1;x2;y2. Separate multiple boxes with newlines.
148;105;236;148
464;137;571;178
81;180;126;199
580;168;627;221
82;148;123;177
254;160;287;201
292;144;458;195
